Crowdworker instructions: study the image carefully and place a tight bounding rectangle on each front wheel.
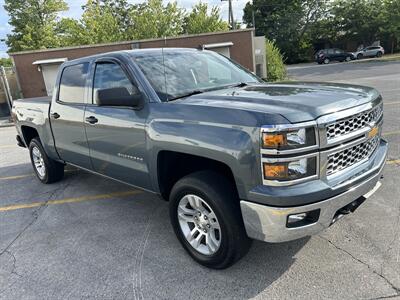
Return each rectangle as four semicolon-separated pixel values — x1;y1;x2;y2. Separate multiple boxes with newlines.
169;171;251;269
29;138;64;184
357;53;363;59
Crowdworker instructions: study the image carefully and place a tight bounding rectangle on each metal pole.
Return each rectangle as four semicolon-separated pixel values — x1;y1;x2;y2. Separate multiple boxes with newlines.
0;66;13;115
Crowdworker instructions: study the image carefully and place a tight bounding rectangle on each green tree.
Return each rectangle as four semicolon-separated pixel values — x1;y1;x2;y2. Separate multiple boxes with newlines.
4;0;68;52
243;0;328;63
129;0;185;39
184;2;228;34
380;0;400;53
0;58;13;67
265;39;287;81
329;0;384;46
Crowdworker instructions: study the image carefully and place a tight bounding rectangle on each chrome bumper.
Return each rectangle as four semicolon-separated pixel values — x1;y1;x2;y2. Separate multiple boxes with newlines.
240;140;387;243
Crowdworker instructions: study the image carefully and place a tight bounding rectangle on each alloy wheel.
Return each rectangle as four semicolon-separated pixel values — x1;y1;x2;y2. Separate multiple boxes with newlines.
32;146;46;178
177;194;221;255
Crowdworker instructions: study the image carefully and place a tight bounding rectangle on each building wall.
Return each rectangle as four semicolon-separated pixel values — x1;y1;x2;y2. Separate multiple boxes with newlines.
10;29;255;99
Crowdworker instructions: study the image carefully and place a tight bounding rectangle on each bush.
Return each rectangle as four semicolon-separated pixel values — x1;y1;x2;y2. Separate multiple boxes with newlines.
265;40;287;82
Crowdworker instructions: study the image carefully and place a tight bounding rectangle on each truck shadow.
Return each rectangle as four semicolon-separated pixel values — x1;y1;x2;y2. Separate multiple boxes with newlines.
0;163;309;299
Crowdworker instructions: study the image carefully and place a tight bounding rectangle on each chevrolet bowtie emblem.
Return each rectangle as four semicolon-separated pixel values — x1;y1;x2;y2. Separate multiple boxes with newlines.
368;126;379;139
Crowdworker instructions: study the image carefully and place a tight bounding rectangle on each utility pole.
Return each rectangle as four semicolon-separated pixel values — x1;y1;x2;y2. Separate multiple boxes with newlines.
222;0;235;30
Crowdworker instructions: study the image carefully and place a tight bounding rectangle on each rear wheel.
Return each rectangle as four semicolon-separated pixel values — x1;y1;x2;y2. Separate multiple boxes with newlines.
169;171;251;269
323;58;330;64
376;51;383;58
29;138;64;184
345;56;351;62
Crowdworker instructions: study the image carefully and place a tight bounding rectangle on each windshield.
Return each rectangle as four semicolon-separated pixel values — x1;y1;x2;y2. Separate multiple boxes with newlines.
132;49;261;101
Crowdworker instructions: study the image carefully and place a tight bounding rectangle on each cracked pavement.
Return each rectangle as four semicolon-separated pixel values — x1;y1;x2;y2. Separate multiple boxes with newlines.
0;60;399;299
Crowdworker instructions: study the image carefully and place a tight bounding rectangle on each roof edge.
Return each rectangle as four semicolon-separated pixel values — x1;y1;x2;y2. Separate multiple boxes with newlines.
9;28;255;56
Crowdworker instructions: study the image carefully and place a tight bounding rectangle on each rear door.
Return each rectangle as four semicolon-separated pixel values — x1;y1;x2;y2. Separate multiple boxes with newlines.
84;59;151;189
50;62;92;169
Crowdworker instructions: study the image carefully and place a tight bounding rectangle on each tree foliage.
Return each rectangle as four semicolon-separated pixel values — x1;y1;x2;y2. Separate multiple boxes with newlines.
265;39;287;81
244;0;327;64
184;2;228;34
4;0;68;52
129;0;186;39
244;0;400;63
4;0;230;52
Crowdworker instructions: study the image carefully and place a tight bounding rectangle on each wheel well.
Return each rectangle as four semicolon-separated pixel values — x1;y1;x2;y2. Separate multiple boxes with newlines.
21;126;39;146
157;151;237;201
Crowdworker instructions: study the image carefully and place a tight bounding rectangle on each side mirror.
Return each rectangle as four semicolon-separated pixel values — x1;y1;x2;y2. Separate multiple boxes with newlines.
96;87;143;108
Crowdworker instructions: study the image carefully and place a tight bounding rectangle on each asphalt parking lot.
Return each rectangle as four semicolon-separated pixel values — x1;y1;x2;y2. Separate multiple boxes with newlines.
0;60;399;300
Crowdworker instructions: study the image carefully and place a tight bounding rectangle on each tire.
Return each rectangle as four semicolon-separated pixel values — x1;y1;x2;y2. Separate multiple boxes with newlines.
169;171;251;269
323;58;330;64
29;138;64;184
376;51;383;58
357;53;363;60
345;56;351;62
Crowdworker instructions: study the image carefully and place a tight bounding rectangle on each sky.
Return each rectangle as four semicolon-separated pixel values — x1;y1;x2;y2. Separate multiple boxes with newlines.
0;0;248;58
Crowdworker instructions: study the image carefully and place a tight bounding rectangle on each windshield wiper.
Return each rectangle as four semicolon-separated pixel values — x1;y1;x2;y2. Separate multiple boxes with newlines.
230;82;248;88
168;90;204;101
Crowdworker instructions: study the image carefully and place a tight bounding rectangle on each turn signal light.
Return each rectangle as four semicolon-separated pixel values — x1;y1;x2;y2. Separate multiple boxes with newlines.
263;164;287;179
262;133;286;148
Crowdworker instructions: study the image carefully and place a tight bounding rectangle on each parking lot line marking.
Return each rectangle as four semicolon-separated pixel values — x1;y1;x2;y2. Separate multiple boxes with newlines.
0;145;16;149
384;102;400;106
0;190;141;212
387;159;400;165
382;130;400;137
0;169;78;181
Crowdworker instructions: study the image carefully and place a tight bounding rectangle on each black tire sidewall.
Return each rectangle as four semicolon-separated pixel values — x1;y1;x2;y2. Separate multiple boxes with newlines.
170;186;230;266
169;171;250;269
29;138;49;183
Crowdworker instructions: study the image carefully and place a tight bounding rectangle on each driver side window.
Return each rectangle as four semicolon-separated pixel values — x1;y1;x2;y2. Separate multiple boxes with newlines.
93;62;139;104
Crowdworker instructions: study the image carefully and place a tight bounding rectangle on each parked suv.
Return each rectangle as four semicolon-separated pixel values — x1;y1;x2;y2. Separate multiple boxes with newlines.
315;48;354;64
353;46;385;59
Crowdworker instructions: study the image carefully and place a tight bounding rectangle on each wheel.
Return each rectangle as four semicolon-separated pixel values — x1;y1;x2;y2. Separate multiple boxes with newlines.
345;56;351;62
357;53;363;59
323;58;330;64
169;171;251;269
376;51;383;58
29;138;64;184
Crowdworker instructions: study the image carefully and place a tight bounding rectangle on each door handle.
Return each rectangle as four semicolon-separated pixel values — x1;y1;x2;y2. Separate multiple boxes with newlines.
85;116;98;124
51;112;60;119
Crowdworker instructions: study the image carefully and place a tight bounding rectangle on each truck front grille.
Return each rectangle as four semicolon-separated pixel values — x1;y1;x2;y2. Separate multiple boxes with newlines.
326;103;383;141
326;136;380;176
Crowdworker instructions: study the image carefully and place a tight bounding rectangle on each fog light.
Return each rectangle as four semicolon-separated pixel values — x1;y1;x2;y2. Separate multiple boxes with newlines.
288;213;307;223
286;209;320;228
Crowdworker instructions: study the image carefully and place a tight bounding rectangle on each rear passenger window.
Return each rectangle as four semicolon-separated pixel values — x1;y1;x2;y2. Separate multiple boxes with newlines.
58;63;89;104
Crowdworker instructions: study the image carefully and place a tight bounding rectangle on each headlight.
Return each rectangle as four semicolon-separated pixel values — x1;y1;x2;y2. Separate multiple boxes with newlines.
263;156;318;183
262;127;316;151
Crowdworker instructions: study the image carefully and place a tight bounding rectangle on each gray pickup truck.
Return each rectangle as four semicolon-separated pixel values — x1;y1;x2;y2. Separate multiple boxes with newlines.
12;48;387;269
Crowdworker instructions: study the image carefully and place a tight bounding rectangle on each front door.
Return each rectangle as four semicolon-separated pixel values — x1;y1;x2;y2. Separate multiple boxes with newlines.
84;60;151;190
50;62;92;169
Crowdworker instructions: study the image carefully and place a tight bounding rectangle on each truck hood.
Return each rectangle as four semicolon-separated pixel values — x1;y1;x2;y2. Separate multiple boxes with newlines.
174;82;380;123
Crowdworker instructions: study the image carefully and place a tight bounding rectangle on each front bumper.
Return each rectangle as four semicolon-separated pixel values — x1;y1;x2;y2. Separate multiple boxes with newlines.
240;139;387;243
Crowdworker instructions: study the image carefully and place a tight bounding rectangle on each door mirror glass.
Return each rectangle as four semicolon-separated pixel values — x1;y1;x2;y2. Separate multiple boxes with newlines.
97;87;143;107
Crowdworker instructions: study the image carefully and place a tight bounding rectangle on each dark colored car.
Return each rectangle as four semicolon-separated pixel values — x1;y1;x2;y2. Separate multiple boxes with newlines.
315;48;354;64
